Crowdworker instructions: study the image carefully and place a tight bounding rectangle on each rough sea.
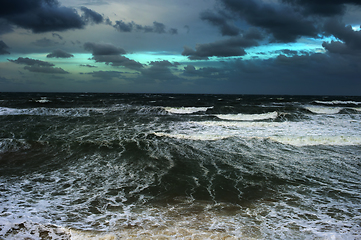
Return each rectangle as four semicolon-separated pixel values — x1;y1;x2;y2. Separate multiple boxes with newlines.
0;93;360;240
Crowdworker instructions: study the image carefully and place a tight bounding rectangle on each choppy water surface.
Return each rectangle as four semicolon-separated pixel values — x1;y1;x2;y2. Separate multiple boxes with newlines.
0;93;360;239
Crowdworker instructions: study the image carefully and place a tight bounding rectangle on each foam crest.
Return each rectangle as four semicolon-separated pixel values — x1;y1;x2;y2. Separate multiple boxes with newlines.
304;105;342;114
0;107;111;117
215;111;278;121
164;106;212;114
154;116;361;146
315;100;361;105
34;97;51;103
154;132;231;141
271;135;361;146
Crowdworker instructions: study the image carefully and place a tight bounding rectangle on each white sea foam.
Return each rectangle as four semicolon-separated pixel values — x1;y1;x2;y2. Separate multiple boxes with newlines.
164;106;212;114
304;105;342;114
153;115;361;146
0;138;30;153
315;100;361;105
34;97;51;103
0;107;110;117
215;111;278;121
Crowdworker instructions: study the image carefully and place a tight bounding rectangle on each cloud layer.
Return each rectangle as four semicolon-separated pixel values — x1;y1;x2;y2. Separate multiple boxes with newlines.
1;0;361;94
0;0;104;33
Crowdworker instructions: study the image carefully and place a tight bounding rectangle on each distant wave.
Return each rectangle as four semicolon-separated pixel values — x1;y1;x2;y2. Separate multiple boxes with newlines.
314;100;361;105
0;107;118;117
164;106;213;114
304;106;342;114
215;111;278;121
154;131;361;146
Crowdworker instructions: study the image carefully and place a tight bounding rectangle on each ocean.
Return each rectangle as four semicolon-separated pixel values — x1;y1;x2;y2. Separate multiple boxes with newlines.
0;93;360;239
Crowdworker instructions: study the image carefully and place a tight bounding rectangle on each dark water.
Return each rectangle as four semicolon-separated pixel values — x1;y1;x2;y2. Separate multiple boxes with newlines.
0;93;360;239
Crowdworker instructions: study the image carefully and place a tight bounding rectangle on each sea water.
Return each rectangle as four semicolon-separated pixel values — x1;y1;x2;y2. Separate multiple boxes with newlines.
0;93;360;239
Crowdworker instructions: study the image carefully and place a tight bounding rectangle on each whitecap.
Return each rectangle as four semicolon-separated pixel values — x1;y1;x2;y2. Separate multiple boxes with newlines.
304;106;342;114
215;111;278;121
314;100;361;105
164;106;213;114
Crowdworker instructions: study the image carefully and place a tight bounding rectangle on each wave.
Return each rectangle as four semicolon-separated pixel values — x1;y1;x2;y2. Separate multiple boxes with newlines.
154;132;361;146
314;100;361;105
0;138;31;154
33;97;52;104
0;106;122;117
303;106;342;114
215;111;278;121
153;116;361;146
164;106;213;114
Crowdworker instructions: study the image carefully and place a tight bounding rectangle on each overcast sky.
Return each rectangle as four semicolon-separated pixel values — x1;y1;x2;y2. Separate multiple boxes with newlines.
0;0;361;95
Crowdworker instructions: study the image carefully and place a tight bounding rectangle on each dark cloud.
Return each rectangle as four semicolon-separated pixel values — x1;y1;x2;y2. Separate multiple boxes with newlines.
0;19;13;35
320;18;361;56
200;11;240;36
24;65;69;74
46;49;74;58
322;41;356;55
151;21;166;34
0;0;103;33
281;0;361;16
220;0;319;42
8;57;69;74
80;64;97;68
323;18;361;50
84;42;143;70
91;55;143;69
112;20;177;34
8;57;54;67
80;6;104;24
182;29;263;60
149;60;177;67
32;37;59;47
169;28;178;35
82;0;109;6
113;20;133;32
0;40;10;54
84;42;126;55
52;33;63;40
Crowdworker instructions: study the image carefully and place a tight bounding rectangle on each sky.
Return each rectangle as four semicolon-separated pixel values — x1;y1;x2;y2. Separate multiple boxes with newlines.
0;0;361;95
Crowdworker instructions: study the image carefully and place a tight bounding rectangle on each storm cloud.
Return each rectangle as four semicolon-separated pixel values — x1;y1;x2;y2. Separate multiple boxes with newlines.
47;49;74;58
183;28;263;60
24;65;69;74
0;40;10;54
0;0;103;33
8;57;69;74
112;21;177;34
80;6;104;24
84;42;126;55
8;57;55;67
220;0;319;42
84;42;143;70
281;0;361;16
200;11;240;36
